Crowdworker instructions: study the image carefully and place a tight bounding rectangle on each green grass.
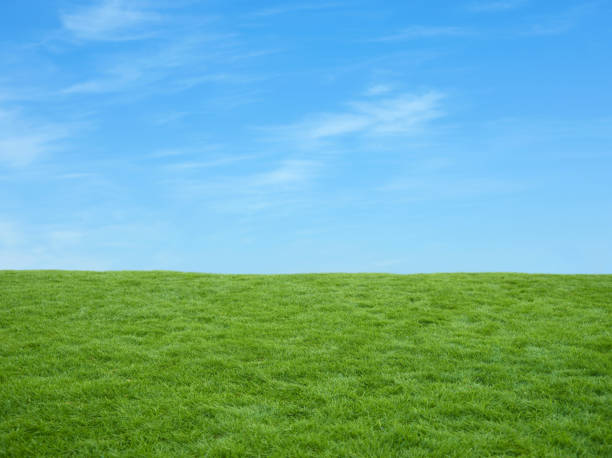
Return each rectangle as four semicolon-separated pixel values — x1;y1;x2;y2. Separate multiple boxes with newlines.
1;271;611;457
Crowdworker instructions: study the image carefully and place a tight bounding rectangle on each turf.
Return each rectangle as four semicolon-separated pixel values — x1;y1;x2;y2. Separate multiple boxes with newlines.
0;271;610;456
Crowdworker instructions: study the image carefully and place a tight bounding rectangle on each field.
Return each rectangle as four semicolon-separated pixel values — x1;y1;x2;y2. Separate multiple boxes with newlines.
0;271;610;456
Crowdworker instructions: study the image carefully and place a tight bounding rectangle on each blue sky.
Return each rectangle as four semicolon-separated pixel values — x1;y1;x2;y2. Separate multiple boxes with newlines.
1;0;611;273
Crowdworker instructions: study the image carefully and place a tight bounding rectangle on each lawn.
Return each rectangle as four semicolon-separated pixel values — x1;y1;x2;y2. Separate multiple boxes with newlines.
0;271;610;456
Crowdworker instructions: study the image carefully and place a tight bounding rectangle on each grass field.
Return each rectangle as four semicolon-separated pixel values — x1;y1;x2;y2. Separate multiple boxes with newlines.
0;271;610;456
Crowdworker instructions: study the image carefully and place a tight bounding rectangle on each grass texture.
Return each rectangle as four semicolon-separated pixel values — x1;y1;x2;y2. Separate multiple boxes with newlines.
1;271;611;456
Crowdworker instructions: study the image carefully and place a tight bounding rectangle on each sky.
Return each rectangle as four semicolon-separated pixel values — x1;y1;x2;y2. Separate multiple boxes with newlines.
1;0;611;273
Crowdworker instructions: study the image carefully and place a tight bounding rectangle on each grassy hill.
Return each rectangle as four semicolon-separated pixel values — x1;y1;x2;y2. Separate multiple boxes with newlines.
1;271;610;456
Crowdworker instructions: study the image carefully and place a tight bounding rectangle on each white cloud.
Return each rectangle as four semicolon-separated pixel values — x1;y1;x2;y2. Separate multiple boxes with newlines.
61;77;131;95
60;0;160;42
178;91;446;215
305;114;370;140
365;84;393;96
350;92;444;134
374;26;468;42
381;175;522;200
374;156;524;201
524;17;574;36
60;33;243;95
163;154;254;171
0;220;139;270
54;4;269;99
0;109;71;167
249;3;343;17
170;159;319;193
163;159;321;215
0;220;23;248
521;3;595;36
252;160;319;187
152;111;190;125
467;0;527;12
278;92;444;143
151;148;188;158
49;230;83;245
56;172;96;180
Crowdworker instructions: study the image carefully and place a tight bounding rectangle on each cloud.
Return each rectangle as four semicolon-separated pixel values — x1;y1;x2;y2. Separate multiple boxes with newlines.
381;175;522;200
152;111;190;125
521;3;595;36
60;33;249;96
56;172;96;180
467;0;527;12
0;109;71;167
275;91;445;144
49;230;83;245
164;159;321;215
374;26;469;42
54;4;270;100
349;93;444;135
162;154;254;171
61;75;133;95
249;2;343;17
0;220;23;248
171;159;319;193
211;90;448;216
364;84;394;96
252;160;319;187
376;156;524;201
60;0;161;42
0;219;153;270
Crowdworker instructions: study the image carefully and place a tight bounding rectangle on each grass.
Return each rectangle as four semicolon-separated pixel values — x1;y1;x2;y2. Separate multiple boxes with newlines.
0;271;610;456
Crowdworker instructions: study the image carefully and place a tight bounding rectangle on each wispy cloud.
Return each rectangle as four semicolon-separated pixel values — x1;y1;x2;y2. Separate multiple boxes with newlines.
364;84;394;96
521;3;595;36
56;172;96;180
378;157;524;200
273;91;445;145
49;230;84;245
4;2;270;108
0;220;23;248
60;32;259;96
381;175;522;200
170;159;319;193
525;22;573;36
163;154;254;171
249;2;343;17
374;26;469;42
150;148;189;158
152;111;190;125
164;159;321;214
61;73;135;95
60;0;161;42
218;158;321;213
467;0;527;12
252;160;319;187
221;89;449;215
158;90;441;216
0;109;72;167
0;218;162;270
